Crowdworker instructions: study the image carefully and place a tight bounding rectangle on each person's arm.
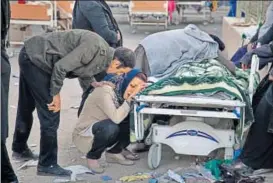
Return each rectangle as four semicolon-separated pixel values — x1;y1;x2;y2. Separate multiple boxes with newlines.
96;88;130;124
241;43;273;69
249;28;259;44
50;40;99;96
217;51;236;75
257;24;273;45
78;1;118;45
78;77;96;93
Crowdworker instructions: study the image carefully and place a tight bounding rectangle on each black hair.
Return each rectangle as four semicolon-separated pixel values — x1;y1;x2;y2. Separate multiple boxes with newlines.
113;47;136;68
209;34;225;51
135;72;147;82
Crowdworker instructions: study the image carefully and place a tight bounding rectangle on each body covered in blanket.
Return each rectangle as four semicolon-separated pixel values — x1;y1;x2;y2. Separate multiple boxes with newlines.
136;24;220;79
130;59;259;142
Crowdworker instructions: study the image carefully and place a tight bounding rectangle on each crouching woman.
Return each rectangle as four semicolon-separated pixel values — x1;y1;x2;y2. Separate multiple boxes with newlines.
72;69;147;173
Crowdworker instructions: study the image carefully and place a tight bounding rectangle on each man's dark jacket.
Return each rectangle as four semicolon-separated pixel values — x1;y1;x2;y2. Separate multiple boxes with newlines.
72;0;122;48
1;0;11;140
23;29;115;96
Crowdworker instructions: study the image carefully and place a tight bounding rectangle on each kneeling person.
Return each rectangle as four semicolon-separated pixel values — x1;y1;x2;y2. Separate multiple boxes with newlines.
73;69;147;173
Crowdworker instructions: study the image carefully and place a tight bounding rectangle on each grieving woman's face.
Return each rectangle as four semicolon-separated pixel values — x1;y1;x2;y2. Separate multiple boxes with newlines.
123;77;145;100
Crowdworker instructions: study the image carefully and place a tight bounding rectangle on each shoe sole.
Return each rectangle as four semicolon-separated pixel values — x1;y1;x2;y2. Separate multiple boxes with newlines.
37;171;71;177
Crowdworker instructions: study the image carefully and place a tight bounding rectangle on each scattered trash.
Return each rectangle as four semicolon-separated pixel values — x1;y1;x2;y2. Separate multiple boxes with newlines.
63;165;94;182
13;160;23;163
70;145;76;148
156;167;183;183
17;160;38;171
204;159;232;180
149;178;158;183
81;156;86;159
14;82;19;86
10;105;17;109
71;159;76;162
167;170;185;183
101;175;112;181
119;173;151;182
53;179;70;183
174;155;180;160
196;165;216;182
65;165;93;175
29;144;37;148
70;105;79;109
12;74;19;78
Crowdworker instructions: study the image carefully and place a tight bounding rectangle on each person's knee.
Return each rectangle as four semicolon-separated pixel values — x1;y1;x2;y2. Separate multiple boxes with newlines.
103;122;120;140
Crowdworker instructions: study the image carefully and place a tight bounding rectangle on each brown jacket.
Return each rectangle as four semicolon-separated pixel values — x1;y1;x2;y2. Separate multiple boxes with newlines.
73;85;130;153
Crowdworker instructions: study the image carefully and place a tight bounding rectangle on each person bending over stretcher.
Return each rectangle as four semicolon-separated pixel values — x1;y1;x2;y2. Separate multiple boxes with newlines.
134;27;236;77
11;29;136;177
73;69;147;174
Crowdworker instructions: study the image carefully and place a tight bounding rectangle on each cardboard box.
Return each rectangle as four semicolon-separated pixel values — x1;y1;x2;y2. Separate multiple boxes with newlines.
222;17;252;60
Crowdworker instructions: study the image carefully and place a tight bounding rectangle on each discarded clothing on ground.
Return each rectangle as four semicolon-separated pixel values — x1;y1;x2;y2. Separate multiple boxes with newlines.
119;173;151;182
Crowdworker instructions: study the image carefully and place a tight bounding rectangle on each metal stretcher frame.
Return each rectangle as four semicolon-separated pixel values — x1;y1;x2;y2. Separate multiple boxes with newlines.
133;55;259;146
176;1;214;25
9;1;57;46
128;1;169;29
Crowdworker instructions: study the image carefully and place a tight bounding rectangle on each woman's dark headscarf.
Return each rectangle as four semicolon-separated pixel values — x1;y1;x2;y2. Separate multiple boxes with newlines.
104;69;144;105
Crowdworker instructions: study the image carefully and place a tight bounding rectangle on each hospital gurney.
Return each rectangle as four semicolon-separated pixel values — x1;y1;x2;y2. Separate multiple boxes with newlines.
9;1;57;46
133;56;259;170
176;1;214;25
129;1;169;30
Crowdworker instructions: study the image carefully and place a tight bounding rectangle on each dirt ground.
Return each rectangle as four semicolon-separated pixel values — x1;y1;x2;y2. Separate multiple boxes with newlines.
5;13;273;183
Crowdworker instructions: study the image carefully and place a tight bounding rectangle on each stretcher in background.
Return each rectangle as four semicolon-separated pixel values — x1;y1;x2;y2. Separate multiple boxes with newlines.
106;1;129;15
133;55;260;170
176;1;214;25
56;1;74;30
129;1;169;31
9;1;57;46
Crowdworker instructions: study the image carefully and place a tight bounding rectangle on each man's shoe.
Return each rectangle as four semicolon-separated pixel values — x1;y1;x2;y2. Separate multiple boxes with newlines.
12;148;38;161
105;152;134;166
37;164;72;177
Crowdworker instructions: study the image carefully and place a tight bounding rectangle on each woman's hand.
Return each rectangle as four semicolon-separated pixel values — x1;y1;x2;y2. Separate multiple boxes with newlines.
48;93;61;113
269;74;273;81
127;83;147;101
247;43;253;52
241;63;250;70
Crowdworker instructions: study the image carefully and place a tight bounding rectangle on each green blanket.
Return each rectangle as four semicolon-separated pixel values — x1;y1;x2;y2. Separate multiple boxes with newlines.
130;59;259;143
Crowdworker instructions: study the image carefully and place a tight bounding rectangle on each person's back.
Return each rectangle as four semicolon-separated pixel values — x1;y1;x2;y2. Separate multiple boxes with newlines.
72;0;122;48
72;1;93;31
24;29;111;74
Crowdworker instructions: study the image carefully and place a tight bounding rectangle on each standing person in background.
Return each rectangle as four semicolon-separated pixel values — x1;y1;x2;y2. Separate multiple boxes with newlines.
72;0;123;99
227;0;237;17
1;0;19;182
72;0;122;49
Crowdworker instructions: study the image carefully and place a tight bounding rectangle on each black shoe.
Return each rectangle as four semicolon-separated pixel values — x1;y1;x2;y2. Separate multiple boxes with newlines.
37;164;72;177
12;148;38;161
1;177;19;183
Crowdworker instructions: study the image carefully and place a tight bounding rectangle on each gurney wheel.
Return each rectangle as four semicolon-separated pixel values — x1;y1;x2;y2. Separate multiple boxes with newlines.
148;143;162;169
